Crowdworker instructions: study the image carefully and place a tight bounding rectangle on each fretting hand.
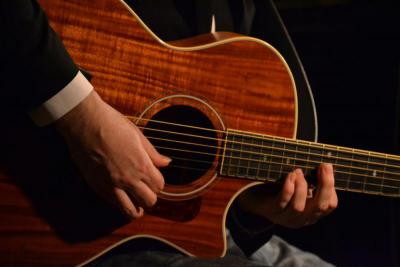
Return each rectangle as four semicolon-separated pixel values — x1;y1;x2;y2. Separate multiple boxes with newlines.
238;163;338;229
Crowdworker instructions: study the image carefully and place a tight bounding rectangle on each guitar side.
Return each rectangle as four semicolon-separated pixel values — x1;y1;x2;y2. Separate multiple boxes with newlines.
0;0;297;266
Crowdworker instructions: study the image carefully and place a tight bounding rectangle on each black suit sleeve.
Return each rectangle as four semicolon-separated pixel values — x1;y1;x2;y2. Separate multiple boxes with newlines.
0;0;78;112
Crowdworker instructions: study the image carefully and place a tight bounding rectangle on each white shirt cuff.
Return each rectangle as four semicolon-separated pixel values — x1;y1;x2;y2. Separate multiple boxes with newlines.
29;71;93;126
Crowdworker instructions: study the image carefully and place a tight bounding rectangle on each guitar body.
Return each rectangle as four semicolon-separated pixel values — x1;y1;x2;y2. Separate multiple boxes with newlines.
0;0;297;266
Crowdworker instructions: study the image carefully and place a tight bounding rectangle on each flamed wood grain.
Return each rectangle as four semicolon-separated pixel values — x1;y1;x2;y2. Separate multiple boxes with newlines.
0;0;296;266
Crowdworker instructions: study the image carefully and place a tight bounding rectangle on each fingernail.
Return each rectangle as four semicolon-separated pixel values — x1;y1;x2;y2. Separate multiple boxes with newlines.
163;156;172;164
280;200;289;209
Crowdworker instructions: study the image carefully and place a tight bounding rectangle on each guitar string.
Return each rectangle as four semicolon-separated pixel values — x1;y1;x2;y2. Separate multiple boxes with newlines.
153;144;400;187
130;120;400;171
146;130;400;183
166;155;399;190
164;161;400;192
130;123;400;180
136;125;400;171
145;135;400;178
127;115;400;162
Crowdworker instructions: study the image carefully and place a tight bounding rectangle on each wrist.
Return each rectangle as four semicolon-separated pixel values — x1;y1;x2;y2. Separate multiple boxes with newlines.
55;90;102;138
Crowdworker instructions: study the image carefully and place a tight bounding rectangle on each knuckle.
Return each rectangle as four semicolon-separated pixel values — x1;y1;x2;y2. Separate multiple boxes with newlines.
110;171;124;185
143;161;155;174
117;175;137;190
136;163;149;175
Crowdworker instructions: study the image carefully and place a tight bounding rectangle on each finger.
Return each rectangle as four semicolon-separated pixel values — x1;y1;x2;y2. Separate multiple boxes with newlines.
145;163;165;192
138;129;171;167
288;169;308;213
130;159;165;193
313;163;337;214
114;188;144;219
125;180;158;207
277;171;296;209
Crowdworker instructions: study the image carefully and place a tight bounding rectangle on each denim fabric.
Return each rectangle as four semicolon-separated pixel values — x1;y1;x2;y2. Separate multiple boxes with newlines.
249;235;334;267
91;232;334;267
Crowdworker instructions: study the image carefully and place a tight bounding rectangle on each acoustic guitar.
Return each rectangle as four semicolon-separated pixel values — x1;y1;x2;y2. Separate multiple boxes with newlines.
0;0;399;266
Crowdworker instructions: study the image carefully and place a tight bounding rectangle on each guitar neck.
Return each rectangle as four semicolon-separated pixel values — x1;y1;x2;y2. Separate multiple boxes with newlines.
220;129;400;198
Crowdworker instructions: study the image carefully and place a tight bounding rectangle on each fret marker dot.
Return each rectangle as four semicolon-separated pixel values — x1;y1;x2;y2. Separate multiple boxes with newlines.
286;158;291;165
263;155;268;162
372;170;377;177
327;152;332;157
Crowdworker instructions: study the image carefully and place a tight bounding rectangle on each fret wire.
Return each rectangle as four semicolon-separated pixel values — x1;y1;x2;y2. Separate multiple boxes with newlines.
251;139;262;179
142;127;400;170
227;133;236;177
280;139;285;177
381;154;387;194
267;139;274;180
242;135;249;178
134;118;400;169
147;135;400;178
248;136;259;180
254;137;261;180
363;152;370;192
259;138;265;180
133;117;400;163
305;144;311;176
347;149;353;190
240;135;247;178
135;119;400;195
334;147;339;171
167;160;400;193
260;138;267;181
165;154;400;194
251;136;256;178
152;143;400;183
233;134;241;177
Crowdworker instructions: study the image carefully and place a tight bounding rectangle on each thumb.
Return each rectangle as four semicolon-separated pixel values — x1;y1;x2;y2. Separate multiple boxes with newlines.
138;129;171;167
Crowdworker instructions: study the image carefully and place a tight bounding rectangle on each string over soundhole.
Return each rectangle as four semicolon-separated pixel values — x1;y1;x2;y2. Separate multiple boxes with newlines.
141;104;222;200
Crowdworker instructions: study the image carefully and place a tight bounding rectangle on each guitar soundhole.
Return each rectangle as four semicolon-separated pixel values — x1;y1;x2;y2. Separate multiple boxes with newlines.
143;105;218;186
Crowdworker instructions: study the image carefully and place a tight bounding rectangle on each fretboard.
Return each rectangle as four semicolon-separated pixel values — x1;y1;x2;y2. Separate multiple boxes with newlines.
220;129;400;198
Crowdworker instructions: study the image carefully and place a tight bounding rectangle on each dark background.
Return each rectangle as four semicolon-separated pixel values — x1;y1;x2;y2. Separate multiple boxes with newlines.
274;1;400;266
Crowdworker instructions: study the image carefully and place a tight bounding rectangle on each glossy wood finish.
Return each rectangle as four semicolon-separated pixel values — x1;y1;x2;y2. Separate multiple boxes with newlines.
0;0;296;266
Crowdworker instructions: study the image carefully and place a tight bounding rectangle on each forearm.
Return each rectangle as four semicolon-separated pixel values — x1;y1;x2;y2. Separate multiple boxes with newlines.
0;0;78;112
